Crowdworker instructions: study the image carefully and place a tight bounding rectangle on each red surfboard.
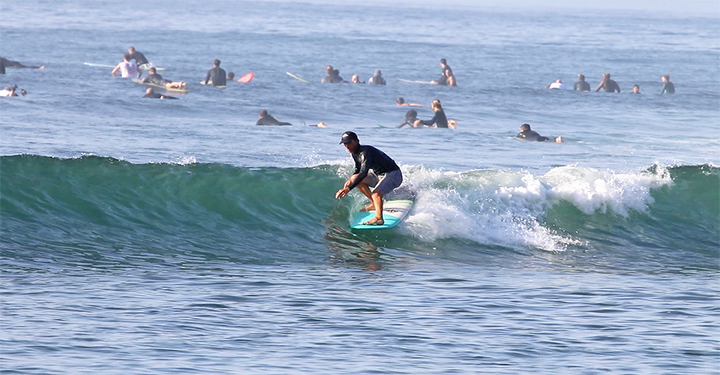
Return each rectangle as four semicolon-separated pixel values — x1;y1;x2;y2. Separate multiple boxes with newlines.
237;72;254;83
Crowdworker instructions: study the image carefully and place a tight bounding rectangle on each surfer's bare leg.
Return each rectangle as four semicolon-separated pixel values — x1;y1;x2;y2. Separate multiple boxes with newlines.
363;191;384;225
357;183;375;211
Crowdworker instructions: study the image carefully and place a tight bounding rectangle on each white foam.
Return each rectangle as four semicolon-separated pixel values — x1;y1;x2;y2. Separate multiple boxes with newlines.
395;164;673;251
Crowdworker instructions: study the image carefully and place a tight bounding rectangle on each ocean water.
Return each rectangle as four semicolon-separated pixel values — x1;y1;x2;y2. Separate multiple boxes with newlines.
1;0;719;373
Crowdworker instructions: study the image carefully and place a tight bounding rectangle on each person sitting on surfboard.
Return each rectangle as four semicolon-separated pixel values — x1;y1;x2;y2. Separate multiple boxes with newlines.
595;72;621;93
204;59;227;87
143;87;177;99
413;99;456;129
430;58;456;87
335;131;403;226
256;109;291;126
516;123;562;142
397;110;418;128
368;70;386;85
111;54;140;78
127;47;150;69
142;67;187;89
321;66;345;83
396;97;423;106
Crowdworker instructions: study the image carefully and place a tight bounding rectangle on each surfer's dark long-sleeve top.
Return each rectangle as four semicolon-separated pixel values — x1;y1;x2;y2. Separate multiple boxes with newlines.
348;145;399;191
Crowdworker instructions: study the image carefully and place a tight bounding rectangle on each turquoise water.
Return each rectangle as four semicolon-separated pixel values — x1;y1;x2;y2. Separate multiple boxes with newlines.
1;0;719;373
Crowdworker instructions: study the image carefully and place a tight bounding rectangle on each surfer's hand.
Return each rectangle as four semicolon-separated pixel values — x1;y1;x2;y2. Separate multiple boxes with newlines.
336;188;349;199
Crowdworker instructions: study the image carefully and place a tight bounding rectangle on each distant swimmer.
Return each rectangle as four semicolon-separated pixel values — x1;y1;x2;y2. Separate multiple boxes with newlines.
396;97;423;106
127;47;150;69
397;110;418;128
143;87;177;99
413;99;457;129
227;72;235;81
204;59;227;87
516;123;562;142
142;67;187;89
0;85;26;97
595;72;621;93
546;79;567;90
574;74;591;92
256;109;292;126
368;70;386;85
321;65;345;83
335;131;403;226
632;85;641;94
111;54;140;78
430;58;456;87
0;57;45;74
661;74;675;94
351;74;365;84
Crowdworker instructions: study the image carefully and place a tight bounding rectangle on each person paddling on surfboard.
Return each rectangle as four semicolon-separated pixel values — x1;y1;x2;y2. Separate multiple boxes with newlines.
204;59;227;87
142;67;187;89
335;131;403;226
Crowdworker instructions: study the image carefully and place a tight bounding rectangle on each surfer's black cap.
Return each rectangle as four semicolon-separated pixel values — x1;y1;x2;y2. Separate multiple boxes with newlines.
340;131;358;144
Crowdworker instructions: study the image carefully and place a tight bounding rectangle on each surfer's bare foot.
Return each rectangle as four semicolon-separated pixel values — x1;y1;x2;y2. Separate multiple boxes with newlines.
359;203;375;212
362;217;384;225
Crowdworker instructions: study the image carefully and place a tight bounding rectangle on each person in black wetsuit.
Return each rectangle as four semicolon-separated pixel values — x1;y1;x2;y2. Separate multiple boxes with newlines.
661;74;675;94
632;85;641;94
256;110;291;125
335;131;403;226
516;123;562;142
143;87;177;99
204;59;227;87
321;65;345;83
0;57;45;74
397;110;418;128
142;67;187;89
127;47;149;67
368;70;386;85
413;99;456;128
574;74;591;92
431;58;456;86
595;72;621;93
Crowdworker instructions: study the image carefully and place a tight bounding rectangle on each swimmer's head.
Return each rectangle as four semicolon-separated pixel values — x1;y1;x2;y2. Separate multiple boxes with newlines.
440;58;447;65
578;74;585;80
632;85;640;93
259;109;268;117
396;97;405;104
123;54;131;61
520;123;531;132
128;46;135;53
431;99;442;110
374;69;382;76
351;74;359;82
603;72;611;78
227;72;235;80
148;67;157;74
213;59;221;67
326;65;333;72
405;110;417;120
145;87;153;94
662;74;670;81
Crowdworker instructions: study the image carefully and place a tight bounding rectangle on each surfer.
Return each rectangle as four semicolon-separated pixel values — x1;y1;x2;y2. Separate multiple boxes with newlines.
413;99;456;129
127;47;150;69
335;131;403;226
397;110;418;128
574;74;591;92
351;74;364;84
143;87;177;99
368;70;386;85
0;86;26;97
204;59;227;87
595;72;621;93
516;123;562;142
546;79;566;89
430;58;456;86
396;97;423;106
111;54;140;78
256;110;291;126
142;67;187;89
661;74;675;94
0;57;45;74
321;65;344;83
632;85;641;94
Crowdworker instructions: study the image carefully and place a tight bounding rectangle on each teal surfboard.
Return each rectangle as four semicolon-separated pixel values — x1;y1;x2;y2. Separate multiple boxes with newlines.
350;199;414;230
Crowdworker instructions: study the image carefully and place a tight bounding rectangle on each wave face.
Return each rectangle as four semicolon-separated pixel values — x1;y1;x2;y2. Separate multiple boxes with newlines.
1;155;718;271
